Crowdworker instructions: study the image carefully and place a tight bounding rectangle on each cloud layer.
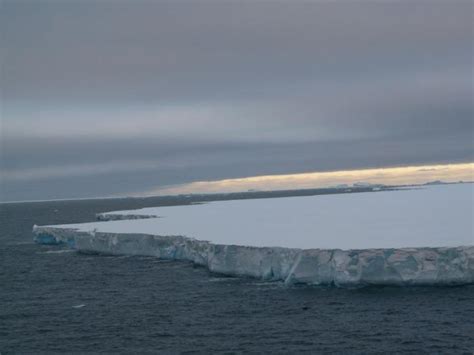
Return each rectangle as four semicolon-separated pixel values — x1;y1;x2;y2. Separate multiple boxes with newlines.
1;1;472;201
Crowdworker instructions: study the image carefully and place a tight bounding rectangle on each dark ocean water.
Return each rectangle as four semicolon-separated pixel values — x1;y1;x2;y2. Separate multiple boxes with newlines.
1;197;473;354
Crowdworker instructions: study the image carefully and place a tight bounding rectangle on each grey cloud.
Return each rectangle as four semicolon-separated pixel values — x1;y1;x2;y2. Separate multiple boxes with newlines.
2;1;471;103
3;68;471;144
0;0;472;201
2;135;472;201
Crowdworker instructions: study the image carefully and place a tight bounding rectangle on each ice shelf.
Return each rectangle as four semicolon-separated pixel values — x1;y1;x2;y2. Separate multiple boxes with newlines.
33;183;474;287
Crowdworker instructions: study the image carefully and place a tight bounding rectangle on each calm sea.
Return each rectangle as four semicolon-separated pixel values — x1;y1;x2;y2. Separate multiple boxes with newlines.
1;197;473;353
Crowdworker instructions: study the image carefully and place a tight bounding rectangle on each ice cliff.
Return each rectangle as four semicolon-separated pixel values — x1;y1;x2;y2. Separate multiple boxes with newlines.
32;184;474;287
33;226;474;287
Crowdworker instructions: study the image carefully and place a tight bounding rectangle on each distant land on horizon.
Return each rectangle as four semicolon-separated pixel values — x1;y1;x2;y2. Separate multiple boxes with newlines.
3;179;472;205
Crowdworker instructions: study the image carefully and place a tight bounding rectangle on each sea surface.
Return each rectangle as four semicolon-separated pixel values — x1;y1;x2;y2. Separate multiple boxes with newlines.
1;196;474;353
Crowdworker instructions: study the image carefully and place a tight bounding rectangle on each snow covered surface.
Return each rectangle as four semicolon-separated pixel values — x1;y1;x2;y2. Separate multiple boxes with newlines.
33;183;474;286
52;184;473;249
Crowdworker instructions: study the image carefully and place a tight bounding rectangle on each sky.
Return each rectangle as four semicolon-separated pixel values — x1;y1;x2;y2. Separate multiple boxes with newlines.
1;0;473;202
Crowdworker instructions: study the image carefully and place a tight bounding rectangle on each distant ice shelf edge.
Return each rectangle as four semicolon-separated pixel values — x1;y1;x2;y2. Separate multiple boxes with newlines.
33;225;474;287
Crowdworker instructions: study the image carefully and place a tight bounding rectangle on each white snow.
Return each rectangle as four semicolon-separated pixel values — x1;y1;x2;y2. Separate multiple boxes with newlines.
50;184;473;250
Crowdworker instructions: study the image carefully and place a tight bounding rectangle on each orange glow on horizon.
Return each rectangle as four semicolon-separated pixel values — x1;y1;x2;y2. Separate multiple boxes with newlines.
143;162;474;196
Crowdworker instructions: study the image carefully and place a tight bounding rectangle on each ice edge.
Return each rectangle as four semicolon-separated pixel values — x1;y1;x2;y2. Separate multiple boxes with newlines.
33;225;474;287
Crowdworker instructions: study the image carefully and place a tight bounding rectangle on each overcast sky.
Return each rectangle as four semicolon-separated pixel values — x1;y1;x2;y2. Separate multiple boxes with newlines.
1;0;473;201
